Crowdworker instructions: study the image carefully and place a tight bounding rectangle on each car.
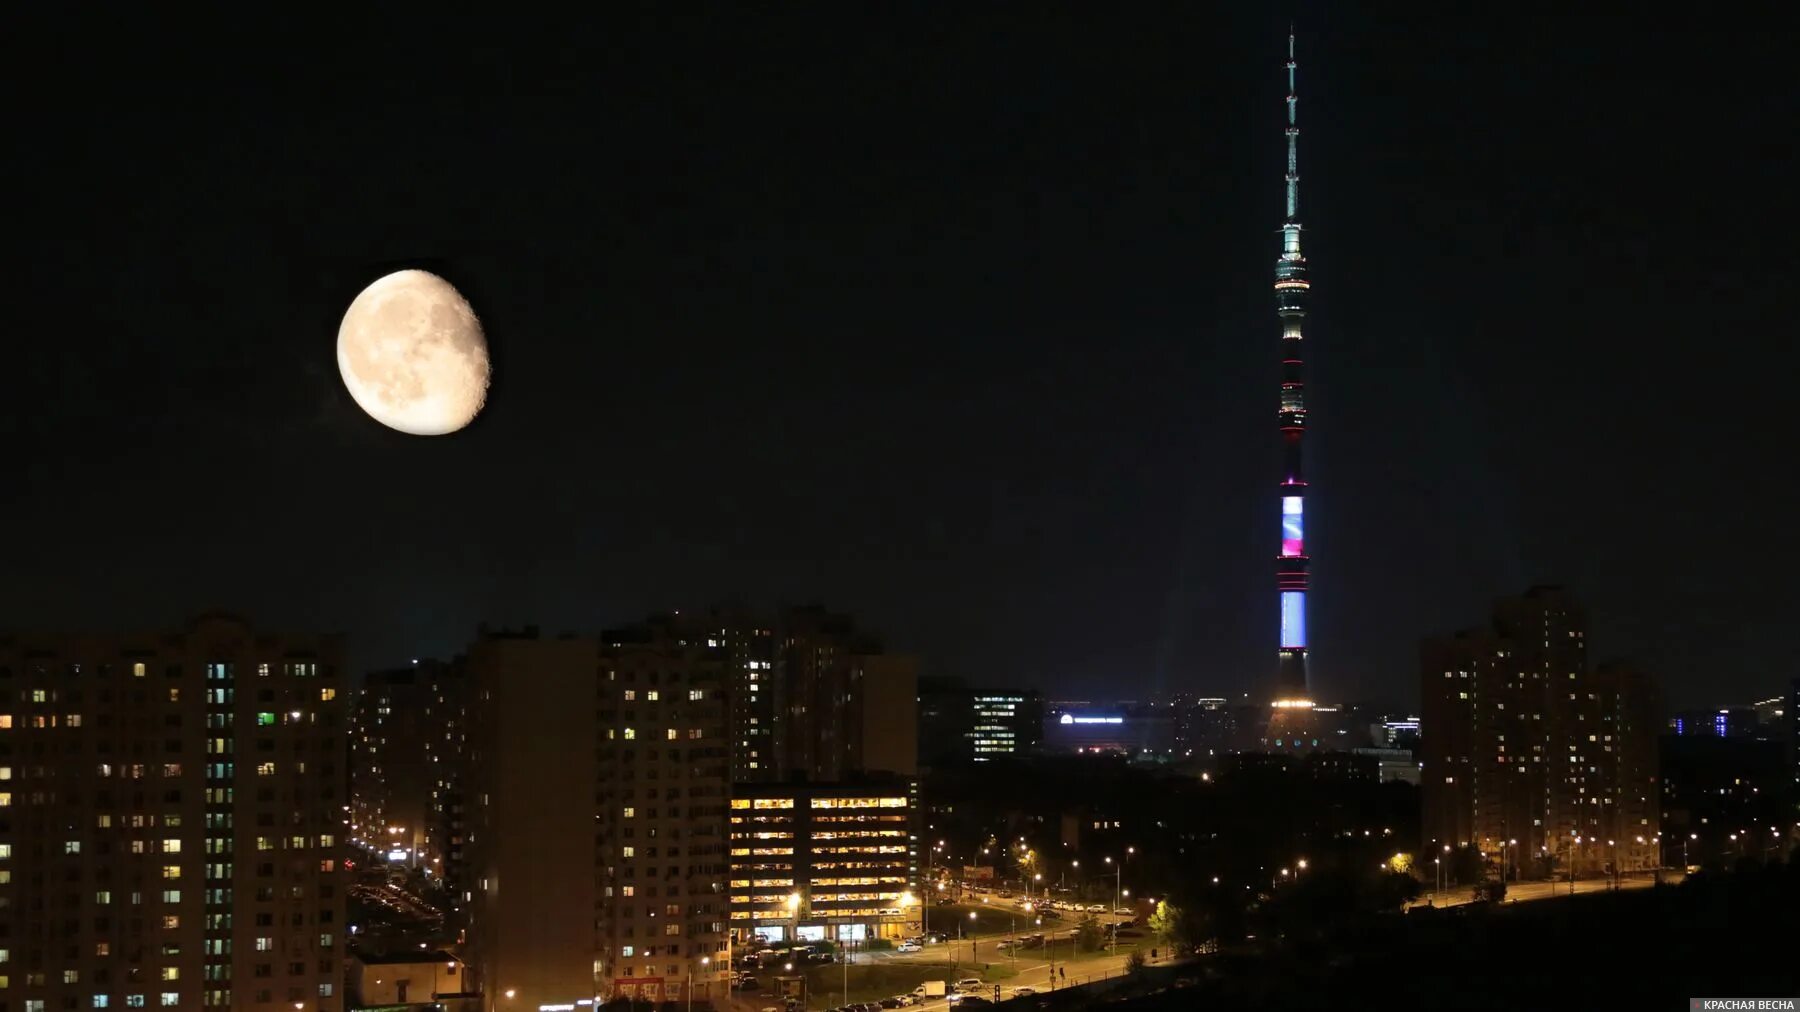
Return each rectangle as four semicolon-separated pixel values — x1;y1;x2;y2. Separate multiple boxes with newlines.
897;941;922;953
734;975;760;989
936;897;953;906
1010;987;1039;997
954;978;985;992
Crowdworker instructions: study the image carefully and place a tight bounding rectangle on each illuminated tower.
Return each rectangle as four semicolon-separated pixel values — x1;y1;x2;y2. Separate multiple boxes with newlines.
1273;30;1312;704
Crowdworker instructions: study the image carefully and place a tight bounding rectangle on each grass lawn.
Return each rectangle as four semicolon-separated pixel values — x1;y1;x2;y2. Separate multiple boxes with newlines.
926;902;1050;939
797;953;1033;1006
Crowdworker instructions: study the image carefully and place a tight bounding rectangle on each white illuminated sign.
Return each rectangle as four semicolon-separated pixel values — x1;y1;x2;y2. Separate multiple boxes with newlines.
1059;714;1123;725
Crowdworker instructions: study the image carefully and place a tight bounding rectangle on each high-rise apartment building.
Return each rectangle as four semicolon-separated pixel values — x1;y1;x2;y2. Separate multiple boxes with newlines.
349;661;448;868
728;779;919;947
462;618;731;1010
462;630;600;1009
770;608;917;782
595;617;731;1004
0;615;346;1012
419;663;469;905
1420;587;1660;877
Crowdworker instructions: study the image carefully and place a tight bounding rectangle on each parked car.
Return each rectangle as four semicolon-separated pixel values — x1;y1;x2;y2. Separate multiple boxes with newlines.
897;941;922;953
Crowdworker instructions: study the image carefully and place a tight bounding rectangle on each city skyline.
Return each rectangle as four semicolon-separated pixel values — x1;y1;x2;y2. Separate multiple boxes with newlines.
8;10;1795;710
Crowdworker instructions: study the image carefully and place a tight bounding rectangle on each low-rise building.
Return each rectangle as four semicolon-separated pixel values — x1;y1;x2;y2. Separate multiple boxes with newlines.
349;950;465;1007
729;778;920;946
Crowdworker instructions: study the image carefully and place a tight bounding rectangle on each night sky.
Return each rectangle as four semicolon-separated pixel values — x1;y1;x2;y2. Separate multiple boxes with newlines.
9;9;1794;708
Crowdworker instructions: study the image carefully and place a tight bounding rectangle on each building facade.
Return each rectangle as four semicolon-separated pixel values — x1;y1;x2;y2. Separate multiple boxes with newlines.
0;615;346;1012
769;608;917;782
728;779;919;946
1420;587;1661;877
917;678;1043;767
595;617;732;1004
462;619;733;1010
462;631;601;1010
1042;703;1175;756
349;662;446;868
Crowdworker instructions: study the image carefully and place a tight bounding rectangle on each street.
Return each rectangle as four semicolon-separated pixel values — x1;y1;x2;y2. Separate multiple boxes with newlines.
1407;870;1683;910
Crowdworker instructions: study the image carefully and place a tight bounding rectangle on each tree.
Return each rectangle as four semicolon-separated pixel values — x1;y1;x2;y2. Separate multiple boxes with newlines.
1148;899;1184;951
1126;950;1147;974
1473;875;1507;904
1447;846;1485;886
1075;914;1105;953
1363;870;1423;914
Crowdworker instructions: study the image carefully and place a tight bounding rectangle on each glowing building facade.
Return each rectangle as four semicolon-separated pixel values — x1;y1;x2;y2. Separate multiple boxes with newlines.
727;779;920;946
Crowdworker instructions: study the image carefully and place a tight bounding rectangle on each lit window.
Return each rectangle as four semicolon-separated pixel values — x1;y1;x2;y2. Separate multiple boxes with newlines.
623;728;637;741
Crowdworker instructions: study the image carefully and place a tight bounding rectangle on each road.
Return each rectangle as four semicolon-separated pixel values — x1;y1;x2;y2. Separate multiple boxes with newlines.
1406;870;1683;910
725;914;1157;1012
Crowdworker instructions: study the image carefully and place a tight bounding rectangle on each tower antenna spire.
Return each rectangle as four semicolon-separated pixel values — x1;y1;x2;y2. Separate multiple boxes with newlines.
1285;27;1300;224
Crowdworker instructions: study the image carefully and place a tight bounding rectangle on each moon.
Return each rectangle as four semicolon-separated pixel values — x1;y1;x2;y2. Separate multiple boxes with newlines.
337;269;490;435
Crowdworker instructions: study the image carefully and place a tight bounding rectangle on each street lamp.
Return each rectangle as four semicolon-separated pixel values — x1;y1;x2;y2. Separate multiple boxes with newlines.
688;956;710;1012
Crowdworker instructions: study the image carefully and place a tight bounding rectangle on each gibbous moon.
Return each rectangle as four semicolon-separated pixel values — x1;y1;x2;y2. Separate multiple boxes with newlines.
337;270;490;435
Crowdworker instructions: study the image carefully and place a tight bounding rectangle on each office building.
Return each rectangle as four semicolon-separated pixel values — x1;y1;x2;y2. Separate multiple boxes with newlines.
1420;587;1661;876
1042;703;1176;756
1669;707;1760;739
916;678;1043;767
729;779;919;946
0;615;346;1012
